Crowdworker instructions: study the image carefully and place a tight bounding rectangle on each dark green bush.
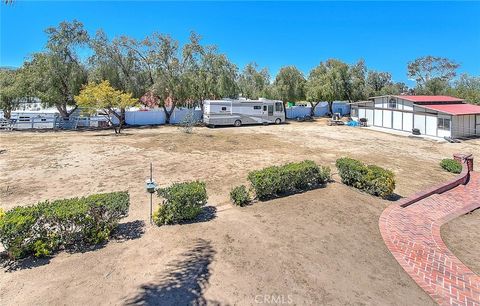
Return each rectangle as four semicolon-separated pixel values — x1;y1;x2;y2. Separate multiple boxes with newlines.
247;160;331;200
230;185;251;206
154;181;208;225
336;157;395;198
440;158;462;174
0;191;129;259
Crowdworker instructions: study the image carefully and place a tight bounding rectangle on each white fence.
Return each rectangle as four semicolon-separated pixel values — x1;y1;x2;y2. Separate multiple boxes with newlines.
286;102;350;119
120;108;203;126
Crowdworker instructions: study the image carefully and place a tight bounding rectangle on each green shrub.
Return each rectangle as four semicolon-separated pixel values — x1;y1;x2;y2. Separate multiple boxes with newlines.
230;185;251;206
0;192;129;260
247;160;331;200
336;157;395;198
154;181;208;225
440;158;462;174
0;208;5;220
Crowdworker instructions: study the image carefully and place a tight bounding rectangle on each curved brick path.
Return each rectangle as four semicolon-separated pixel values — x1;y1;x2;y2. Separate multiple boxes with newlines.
379;171;480;305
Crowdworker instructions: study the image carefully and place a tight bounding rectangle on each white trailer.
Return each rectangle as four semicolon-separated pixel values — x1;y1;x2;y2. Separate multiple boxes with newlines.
203;98;285;127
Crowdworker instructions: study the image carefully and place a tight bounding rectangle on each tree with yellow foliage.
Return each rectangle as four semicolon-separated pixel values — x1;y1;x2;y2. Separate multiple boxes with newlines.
75;80;137;134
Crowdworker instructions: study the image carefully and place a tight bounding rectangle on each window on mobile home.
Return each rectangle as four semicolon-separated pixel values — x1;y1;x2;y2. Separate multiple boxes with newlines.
437;118;451;130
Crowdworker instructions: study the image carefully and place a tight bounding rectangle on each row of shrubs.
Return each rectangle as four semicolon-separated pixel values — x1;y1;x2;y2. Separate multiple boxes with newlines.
335;157;395;198
0;192;129;259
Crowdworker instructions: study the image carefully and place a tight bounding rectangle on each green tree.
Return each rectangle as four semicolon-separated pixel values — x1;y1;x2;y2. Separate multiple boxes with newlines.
306;59;366;115
238;63;271;99
0;69;22;119
407;56;459;94
366;70;393;96
452;74;480;104
75;80;138;133
141;32;206;123
89;30;152;125
192;46;238;105
273;66;306;115
23;20;89;119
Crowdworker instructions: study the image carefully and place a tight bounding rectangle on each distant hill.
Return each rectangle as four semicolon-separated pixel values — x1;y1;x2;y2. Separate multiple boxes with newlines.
0;66;19;71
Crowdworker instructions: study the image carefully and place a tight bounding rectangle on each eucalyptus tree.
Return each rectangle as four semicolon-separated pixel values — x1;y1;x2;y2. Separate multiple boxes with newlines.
408;56;460;85
89;30;152;97
191;46;238;107
366;70;393;96
89;30;153;125
451;74;480;104
407;56;459;94
306;59;367;115
273;66;306;114
237;63;271;99
0;68;22;119
23;20;89;119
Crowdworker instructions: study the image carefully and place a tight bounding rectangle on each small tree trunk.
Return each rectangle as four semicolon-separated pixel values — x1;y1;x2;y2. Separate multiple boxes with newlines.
309;102;319;117
328;102;334;115
120;108;126;127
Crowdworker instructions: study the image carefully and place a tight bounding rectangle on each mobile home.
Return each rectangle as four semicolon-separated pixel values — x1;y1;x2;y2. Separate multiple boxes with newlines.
203;98;285;127
350;95;480;139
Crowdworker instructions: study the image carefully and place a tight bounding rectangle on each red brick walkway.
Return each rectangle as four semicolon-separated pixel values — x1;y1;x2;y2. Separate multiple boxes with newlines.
379;172;480;305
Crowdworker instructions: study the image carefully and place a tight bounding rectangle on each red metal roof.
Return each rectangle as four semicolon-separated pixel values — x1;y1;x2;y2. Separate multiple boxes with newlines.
394;95;463;103
420;103;480;115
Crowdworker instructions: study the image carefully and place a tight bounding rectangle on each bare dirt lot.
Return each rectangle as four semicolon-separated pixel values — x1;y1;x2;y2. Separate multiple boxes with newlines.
1;120;479;305
442;209;480;276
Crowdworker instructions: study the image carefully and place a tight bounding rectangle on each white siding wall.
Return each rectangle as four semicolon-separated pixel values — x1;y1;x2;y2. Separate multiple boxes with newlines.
392;111;402;130
426;115;437;136
366;109;374;124
403;113;413;132
452;115;477;137
414;114;426;134
383;110;392;128
374;110;382;126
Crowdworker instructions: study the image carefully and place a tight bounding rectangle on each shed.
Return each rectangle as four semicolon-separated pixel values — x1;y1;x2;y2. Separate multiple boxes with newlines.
350;95;480;139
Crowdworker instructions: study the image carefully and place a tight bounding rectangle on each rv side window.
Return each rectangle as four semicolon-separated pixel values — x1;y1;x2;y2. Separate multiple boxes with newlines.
253;106;262;110
221;107;227;111
275;102;283;112
263;106;267;111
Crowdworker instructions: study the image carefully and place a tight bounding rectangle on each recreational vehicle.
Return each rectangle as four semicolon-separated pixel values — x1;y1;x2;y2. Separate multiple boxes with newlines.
203;98;285;127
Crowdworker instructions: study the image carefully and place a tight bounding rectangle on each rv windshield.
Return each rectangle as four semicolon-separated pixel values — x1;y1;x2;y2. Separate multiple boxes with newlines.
275;102;283;112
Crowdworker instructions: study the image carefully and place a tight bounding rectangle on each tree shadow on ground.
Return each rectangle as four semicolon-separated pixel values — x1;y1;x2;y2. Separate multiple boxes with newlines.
0;220;145;272
125;238;222;306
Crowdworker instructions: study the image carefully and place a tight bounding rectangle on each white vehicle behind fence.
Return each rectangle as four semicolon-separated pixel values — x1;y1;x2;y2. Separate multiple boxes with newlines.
203;98;285;127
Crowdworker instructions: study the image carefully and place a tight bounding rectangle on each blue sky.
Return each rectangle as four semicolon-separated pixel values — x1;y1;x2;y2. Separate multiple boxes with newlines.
1;1;480;86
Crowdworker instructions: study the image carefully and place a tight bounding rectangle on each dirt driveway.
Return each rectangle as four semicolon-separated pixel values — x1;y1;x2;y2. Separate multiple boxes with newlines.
1;120;478;305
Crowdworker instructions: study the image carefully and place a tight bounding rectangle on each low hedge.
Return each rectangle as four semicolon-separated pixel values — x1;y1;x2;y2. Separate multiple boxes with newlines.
154;181;208;225
230;185;251;206
336;157;395;198
0;192;130;259
247;160;331;200
440;158;462;174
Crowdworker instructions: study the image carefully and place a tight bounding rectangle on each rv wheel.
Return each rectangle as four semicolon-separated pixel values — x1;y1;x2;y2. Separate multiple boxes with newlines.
234;120;242;127
275;118;282;124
